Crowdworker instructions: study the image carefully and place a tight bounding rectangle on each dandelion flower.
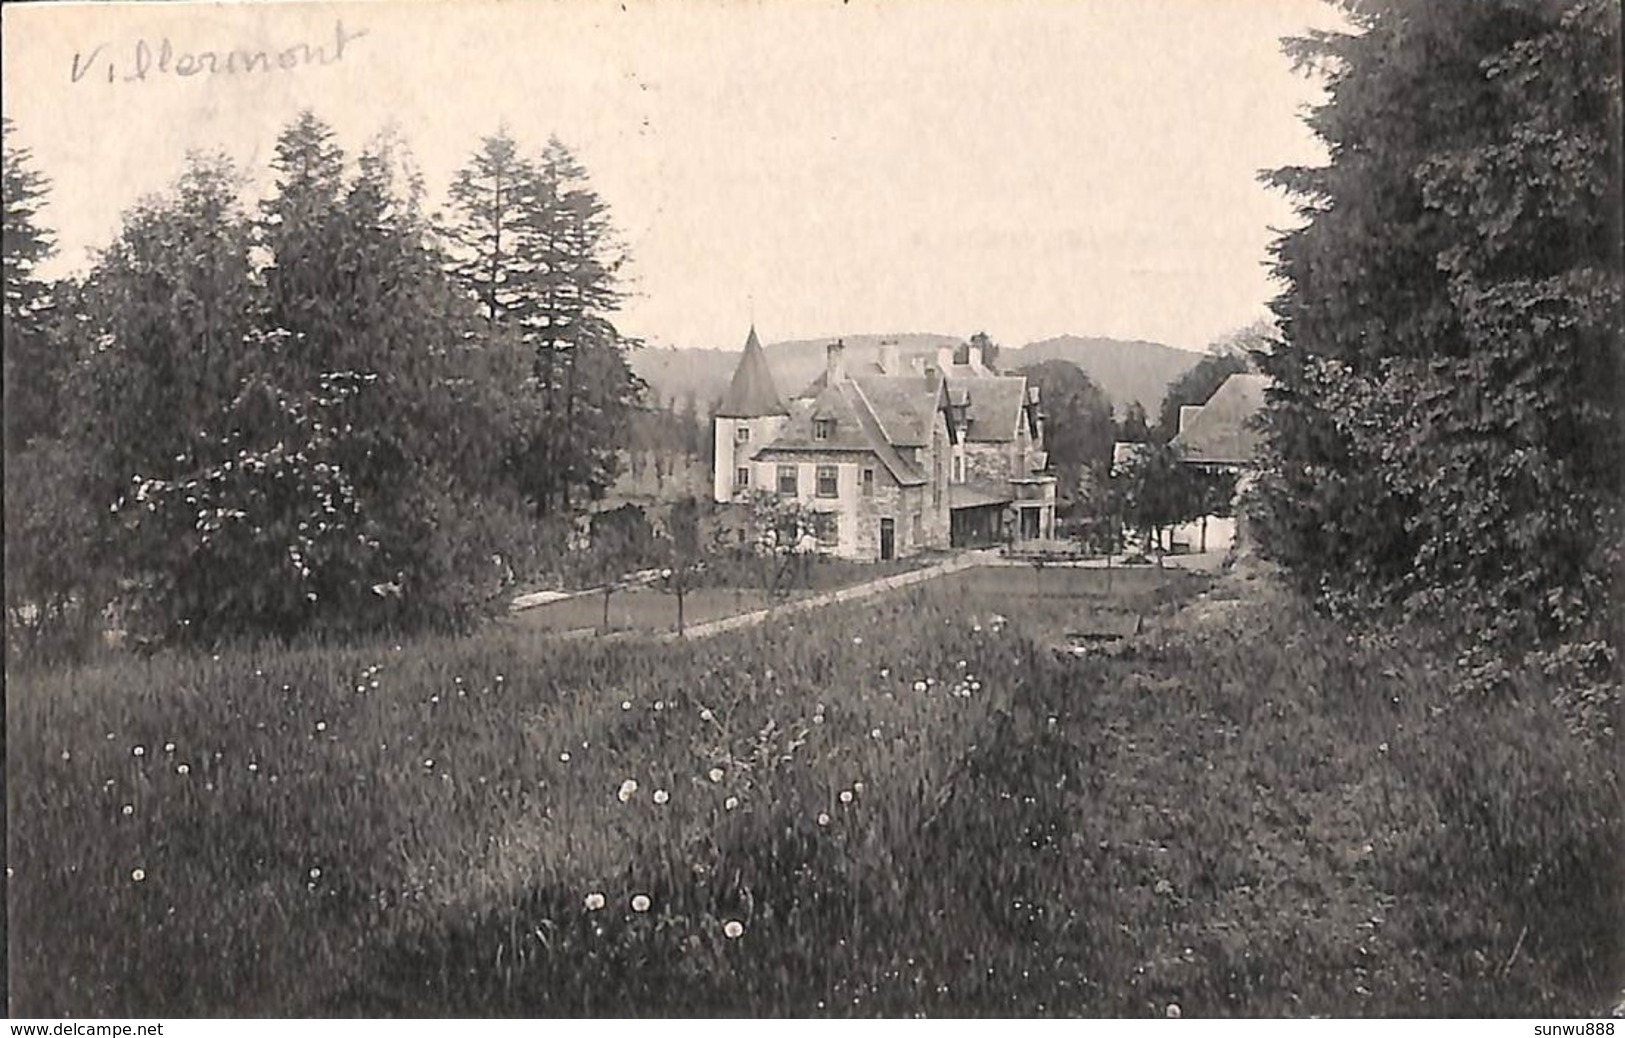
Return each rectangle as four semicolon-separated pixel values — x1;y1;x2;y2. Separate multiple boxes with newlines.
617;779;639;803
164;742;176;753
852;636;863;645
1166;1004;1181;1019
133;746;146;758
495;675;504;684
723;920;744;939
248;762;259;773
913;680;928;693
839;790;853;804
560;752;571;763
622;700;632;711
315;722;327;732
584;892;606;911
817;812;831;827
653;788;670;805
309;867;322;880
724;796;739;811
708;768;725;783
122;804;134;816
699;708;714;722
423;759;434;769
870;728;883;740
61;750;71;762
131;868;146;883
177;764;189;776
880;668;890;678
631;894;651;913
853;781;864;794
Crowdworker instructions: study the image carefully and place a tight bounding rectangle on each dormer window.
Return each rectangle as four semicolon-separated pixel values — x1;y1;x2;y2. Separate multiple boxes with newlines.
814;418;835;441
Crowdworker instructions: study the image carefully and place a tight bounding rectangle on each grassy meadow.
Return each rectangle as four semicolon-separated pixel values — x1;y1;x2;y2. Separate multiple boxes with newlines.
7;564;1618;1017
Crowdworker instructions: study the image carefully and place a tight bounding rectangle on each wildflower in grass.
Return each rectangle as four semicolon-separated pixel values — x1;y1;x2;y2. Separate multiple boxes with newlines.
870;728;883;740
653;788;670;805
584;892;606;911
724;796;739;811
133;746;146;757
631;894;651;913
654;700;665;711
622;700;632;711
248;762;259;773
164;742;176;753
309;867;322;880
560;752;571;763
700;708;714;722
617;779;639;803
913;680;928;693
315;722;327;732
853;781;864;794
852;636;863;645
495;675;504;684
839;790;853;804
1166;1004;1181;1019
122;804;134;816
817;812;831;827
723;920;744;939
423;759;435;769
880;668;889;678
61;750;70;761
708;768;725;783
177;764;189;775
131;869;146;882
107;733;115;740
813;713;825;725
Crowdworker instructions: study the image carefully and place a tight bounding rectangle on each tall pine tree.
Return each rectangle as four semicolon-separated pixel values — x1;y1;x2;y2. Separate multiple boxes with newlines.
1257;0;1623;649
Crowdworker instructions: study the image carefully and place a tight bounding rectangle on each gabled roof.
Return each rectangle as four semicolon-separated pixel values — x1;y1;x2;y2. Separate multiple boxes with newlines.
1171;373;1269;466
752;377;937;485
716;326;788;418
958;377;1029;443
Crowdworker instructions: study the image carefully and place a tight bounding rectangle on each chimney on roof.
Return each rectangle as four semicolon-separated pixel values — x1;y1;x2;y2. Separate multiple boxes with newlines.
826;339;847;384
878;339;900;375
936;345;954;374
967;343;985;372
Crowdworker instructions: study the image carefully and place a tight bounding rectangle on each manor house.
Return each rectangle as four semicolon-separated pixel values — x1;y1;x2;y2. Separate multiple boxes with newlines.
712;329;1056;561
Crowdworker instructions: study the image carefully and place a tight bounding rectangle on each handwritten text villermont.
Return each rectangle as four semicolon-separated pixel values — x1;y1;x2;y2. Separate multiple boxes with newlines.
72;21;368;84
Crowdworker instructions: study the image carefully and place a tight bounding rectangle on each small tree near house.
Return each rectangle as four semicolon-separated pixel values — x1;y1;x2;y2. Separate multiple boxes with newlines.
656;495;709;635
737;489;820;601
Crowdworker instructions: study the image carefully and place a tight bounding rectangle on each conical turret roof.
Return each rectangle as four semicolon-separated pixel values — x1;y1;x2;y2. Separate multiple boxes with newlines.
716;326;788;417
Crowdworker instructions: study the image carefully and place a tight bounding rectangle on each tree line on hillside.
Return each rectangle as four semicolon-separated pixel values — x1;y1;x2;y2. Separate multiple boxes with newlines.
3;112;646;657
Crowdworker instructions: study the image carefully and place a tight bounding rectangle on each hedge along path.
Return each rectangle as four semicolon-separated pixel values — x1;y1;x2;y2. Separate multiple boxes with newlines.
660;552;987;642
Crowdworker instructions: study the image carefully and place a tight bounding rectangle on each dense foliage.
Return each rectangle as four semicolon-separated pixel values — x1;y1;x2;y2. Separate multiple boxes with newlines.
1255;0;1623;716
1016;359;1114;516
3;112;644;655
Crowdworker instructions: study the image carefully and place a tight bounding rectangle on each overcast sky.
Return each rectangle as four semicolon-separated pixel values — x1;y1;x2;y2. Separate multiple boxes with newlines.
3;0;1344;352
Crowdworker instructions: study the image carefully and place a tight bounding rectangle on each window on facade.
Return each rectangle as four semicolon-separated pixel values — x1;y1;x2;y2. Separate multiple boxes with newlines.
952;455;964;484
777;464;798;497
862;468;875;496
736;426;750;442
815;512;839;546
912;513;923;545
735;466;750;487
816;464;838;498
814;418;834;440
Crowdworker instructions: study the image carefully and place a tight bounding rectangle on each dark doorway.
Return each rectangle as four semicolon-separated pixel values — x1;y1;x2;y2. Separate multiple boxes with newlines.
879;518;895;561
